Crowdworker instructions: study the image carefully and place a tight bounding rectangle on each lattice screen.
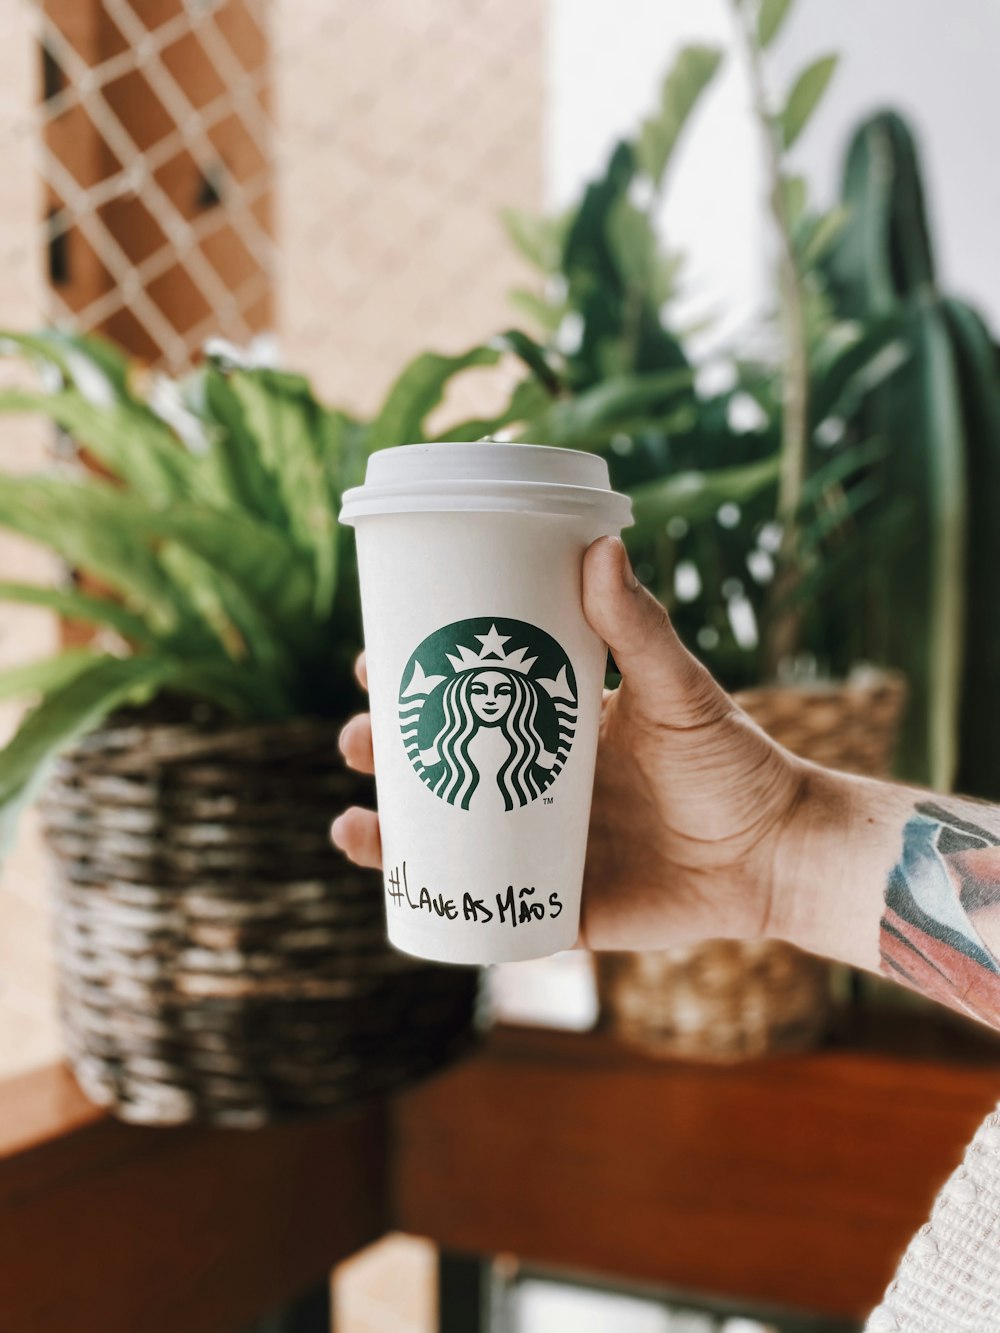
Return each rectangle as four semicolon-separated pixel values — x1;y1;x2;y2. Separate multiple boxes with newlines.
15;0;542;407
32;0;272;372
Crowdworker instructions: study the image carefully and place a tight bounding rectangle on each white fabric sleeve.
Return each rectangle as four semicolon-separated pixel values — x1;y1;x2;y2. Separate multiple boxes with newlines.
867;1104;1000;1331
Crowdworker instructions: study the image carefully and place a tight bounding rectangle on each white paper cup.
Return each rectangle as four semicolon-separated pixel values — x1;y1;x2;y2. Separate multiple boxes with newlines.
339;442;632;965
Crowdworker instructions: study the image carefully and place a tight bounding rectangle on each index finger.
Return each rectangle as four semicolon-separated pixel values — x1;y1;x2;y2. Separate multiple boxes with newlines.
355;651;368;692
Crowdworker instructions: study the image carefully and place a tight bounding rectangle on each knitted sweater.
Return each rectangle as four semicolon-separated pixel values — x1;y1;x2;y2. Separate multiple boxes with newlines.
868;1106;1000;1331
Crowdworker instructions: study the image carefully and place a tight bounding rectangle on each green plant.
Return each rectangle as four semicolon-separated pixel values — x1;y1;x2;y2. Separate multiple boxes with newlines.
499;20;1000;797
821;112;1000;796
489;22;905;693
732;0;839;671
0;330;550;848
505;45;719;392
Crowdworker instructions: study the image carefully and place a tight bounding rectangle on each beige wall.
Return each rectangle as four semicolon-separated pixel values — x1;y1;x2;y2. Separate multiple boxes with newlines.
0;0;61;1076
275;0;543;417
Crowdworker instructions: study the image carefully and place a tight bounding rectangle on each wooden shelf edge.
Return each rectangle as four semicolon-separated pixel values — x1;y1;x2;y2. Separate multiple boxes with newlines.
0;1063;390;1333
3;1013;1000;1326
0;1062;104;1162
392;1022;1000;1318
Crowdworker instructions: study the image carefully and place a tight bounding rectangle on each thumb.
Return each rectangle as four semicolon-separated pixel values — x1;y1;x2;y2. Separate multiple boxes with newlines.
582;536;729;723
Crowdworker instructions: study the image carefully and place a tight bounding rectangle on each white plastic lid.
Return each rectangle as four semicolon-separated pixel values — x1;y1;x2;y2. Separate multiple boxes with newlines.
339;442;633;527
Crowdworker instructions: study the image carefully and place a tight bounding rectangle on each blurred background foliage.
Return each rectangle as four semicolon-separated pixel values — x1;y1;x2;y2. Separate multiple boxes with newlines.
450;0;1000;801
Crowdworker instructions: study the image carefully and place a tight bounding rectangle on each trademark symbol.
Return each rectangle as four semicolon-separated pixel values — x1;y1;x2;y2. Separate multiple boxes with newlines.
544;796;554;805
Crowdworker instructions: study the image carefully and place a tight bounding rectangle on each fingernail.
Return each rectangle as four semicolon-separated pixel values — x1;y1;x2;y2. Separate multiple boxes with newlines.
618;538;639;591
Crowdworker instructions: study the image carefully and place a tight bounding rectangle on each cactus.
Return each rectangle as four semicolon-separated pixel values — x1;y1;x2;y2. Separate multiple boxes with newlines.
826;111;1000;796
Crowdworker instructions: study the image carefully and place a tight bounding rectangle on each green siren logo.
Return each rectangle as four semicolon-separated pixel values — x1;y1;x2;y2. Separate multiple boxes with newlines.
398;617;578;811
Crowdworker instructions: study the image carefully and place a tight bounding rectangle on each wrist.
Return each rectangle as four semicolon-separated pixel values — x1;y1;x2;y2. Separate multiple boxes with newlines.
767;762;860;960
769;762;913;971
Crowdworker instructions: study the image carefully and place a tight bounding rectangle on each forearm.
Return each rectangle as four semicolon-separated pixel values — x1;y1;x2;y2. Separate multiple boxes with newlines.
773;762;1000;1028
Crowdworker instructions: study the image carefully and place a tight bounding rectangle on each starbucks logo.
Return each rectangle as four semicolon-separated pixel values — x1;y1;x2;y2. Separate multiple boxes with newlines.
398;617;578;811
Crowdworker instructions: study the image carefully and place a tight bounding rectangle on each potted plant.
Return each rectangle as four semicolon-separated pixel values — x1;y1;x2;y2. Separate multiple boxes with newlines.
0;332;514;1123
822;110;1000;801
459;5;1000;1054
469;24;906;1056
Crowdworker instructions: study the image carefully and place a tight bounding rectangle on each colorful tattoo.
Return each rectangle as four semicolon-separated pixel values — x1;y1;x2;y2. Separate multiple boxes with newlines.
880;801;1000;1024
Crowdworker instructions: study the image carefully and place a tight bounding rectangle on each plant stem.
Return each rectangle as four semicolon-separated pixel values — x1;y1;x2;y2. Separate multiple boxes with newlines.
734;0;811;676
622;280;645;373
624;172;670;374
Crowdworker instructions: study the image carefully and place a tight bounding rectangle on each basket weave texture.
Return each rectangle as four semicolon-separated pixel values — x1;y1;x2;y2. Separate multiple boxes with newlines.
593;672;907;1060
40;714;479;1126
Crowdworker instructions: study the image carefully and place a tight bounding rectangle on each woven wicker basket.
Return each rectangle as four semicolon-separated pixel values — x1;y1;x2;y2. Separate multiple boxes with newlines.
593;671;907;1060
39;712;480;1125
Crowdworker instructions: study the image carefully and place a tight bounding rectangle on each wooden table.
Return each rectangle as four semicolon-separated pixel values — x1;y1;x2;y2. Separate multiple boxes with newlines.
0;1064;387;1333
3;1014;1000;1330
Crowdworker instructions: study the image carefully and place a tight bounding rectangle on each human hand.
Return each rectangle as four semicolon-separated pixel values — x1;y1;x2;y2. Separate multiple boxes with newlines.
332;536;807;952
574;535;805;950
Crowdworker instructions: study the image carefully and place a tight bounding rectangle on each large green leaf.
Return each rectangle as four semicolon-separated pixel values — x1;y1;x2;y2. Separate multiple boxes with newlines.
435;379;554;444
508;288;565;334
0;655;178;855
636;45;723;185
500;207;570;273
0;650;105;703
515;369;693;447
810;318;908;421
797;204;850;268
870;301;967;789
800;436;888;507
943;299;1000;800
825;115;969;787
0;474;196;642
628;455;780;537
490;329;563;396
877;112;936;297
0;387;197;503
782;174;808;232
826;112;935;318
561;140;689;384
0;329;132;398
758;0;795;48
606;196;680;315
780;55;838;150
164;659;296;719
0;580;157;645
0;652;290;856
790;495;911;630
154;541;297;701
799;472;883;551
328;409;369;495
223;368;340;617
365;345;502;453
196;365;290;525
132;500;318;643
827;125;895;317
912;302;967;791
0;328;204;499
0;475;315;655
